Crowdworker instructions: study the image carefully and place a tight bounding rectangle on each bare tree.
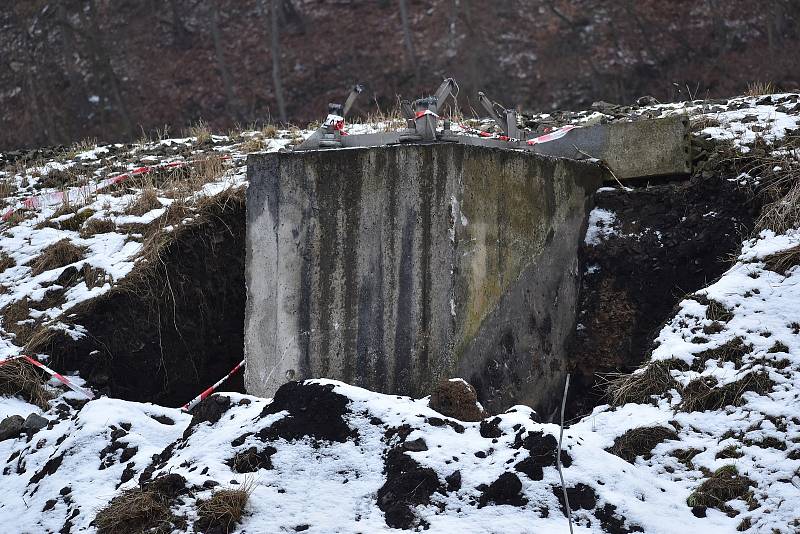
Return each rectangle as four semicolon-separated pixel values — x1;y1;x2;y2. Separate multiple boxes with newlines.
53;2;90;140
209;3;241;121
270;0;288;123
168;0;192;48
59;1;135;140
398;0;419;79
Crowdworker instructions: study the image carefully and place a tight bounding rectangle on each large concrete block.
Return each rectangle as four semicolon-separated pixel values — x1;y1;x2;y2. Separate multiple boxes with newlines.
245;144;604;416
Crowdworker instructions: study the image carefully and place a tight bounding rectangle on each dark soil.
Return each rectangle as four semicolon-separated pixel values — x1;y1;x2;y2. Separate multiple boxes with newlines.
259;381;356;443
514;431;572;469
595;503;644;533
377;447;443;530
43;193;247;407
478;472;528;508
554;483;597;514
186;395;232;434
567;171;758;418
227;446;277;473
479;417;503;438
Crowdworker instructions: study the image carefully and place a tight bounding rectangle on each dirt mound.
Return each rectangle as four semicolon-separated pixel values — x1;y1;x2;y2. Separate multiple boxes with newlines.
478;472;527;508
377;447;444;529
259;381;355;443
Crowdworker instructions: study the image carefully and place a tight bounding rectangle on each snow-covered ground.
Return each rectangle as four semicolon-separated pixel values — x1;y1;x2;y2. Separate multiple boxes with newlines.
0;93;799;532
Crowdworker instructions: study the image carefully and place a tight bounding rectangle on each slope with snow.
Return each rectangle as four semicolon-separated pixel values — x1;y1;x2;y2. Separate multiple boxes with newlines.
0;93;798;532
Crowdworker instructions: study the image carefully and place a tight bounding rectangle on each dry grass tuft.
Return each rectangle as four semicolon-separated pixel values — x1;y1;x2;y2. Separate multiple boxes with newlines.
691;337;751;371
1;297;37;345
194;484;252;533
0;178;17;200
763;245;800;274
686;465;754;515
678;370;774;412
745;81;775;97
126;188;163;216
187;120;212;145
45;206;96;232
80;217;117;238
757;178;800;235
94;488;172;534
0;357;52;409
65;137;98;160
606;426;678;463
241;137;266;153
24;325;60;355
705;299;734;323
82;263;108;289
0;252;16;274
748;134;800;234
161;155;227;198
605;359;685;406
261;124;278;138
95;474;187;534
30;239;86;276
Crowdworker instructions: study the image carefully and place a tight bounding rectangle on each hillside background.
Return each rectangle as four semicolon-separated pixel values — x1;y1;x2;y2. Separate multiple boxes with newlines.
2;0;799;150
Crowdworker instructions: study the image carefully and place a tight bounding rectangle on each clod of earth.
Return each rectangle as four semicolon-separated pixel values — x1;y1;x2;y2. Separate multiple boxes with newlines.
428;379;486;422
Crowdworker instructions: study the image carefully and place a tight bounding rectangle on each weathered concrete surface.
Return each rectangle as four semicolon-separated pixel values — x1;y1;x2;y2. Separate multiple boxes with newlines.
245;144;604;416
529;115;691;179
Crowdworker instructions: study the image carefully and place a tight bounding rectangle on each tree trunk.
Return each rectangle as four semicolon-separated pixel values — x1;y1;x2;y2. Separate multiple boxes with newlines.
55;3;89;140
270;0;287;123
210;3;240;121
398;0;419;79
84;1;135;140
168;0;192;48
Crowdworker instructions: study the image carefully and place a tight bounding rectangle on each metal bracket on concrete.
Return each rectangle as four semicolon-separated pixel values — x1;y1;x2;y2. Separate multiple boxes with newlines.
295;83;364;151
293;79;691;180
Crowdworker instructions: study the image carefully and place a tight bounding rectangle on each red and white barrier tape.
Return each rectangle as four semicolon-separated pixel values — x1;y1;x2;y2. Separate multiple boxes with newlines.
2;154;232;223
526;125;577;145
181;359;245;412
0;354;94;400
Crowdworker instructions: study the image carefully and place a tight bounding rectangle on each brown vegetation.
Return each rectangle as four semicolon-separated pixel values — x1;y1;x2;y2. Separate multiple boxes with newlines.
605;359;685;407
30;239;86;276
94;474;187;534
690;337;751;371
80;217;117;237
607;426;678;463
678;370;773;412
126;188;163;217
0;357;51;409
194;485;251;533
763;245;800;274
94;488;172;534
686;465;755;516
1;297;36;345
0;252;16;274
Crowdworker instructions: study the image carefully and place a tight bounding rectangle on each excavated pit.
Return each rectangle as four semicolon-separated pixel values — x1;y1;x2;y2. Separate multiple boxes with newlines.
43;193;248;407
31;150;754;418
566;172;757;418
